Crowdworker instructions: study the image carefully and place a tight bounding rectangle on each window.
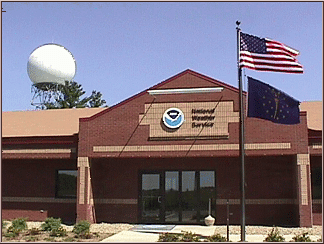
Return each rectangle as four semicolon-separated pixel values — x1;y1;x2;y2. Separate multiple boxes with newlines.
56;170;77;198
311;167;322;199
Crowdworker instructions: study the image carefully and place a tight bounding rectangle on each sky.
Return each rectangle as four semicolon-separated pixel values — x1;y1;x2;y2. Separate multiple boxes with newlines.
2;1;323;112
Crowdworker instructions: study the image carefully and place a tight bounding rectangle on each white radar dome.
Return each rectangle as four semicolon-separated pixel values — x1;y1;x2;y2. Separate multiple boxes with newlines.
27;44;76;86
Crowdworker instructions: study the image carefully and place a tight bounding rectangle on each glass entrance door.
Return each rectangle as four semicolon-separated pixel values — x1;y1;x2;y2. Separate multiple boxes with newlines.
199;171;216;221
141;173;162;222
140;170;216;223
165;171;179;222
181;171;198;222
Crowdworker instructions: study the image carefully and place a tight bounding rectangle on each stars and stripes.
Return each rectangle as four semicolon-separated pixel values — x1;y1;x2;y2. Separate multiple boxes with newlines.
240;32;304;74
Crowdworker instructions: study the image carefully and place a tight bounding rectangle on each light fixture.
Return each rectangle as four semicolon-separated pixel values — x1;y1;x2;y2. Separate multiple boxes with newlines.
147;87;224;95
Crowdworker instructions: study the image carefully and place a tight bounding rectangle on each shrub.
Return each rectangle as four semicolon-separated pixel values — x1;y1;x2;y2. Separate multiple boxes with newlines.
206;233;228;242
292;232;312;242
180;231;201;242
158;231;201;242
11;217;27;232
158;233;182;242
41;217;62;231
41;217;66;237
4;230;20;239
5;217;28;238
73;220;91;238
264;227;285;242
50;226;67;237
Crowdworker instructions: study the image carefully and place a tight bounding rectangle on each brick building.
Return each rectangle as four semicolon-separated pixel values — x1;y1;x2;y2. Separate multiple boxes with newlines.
2;70;322;227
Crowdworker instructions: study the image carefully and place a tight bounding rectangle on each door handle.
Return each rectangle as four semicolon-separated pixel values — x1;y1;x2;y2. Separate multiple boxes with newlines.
158;196;162;203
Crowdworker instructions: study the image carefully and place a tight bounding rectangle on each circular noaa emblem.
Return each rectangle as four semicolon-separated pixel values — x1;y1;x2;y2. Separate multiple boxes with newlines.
162;108;184;129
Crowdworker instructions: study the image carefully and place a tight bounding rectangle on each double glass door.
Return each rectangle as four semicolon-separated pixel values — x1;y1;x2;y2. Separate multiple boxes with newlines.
140;170;216;223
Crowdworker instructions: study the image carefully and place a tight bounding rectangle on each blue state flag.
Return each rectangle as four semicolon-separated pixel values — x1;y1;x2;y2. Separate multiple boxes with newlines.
247;77;300;124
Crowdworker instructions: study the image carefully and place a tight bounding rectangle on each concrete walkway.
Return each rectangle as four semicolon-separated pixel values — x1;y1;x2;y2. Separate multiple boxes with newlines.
101;225;321;242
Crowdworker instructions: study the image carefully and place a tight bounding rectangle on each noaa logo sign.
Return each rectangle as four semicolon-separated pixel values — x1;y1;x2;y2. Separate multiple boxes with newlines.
162;108;184;129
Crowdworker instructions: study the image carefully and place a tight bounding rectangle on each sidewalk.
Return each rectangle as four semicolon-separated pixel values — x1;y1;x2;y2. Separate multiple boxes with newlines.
101;225;322;242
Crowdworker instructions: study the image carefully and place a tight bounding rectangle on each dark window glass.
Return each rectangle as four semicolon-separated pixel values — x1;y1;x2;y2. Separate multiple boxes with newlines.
182;171;198;222
311;167;322;199
200;171;216;220
141;173;161;221
165;171;179;222
56;170;77;198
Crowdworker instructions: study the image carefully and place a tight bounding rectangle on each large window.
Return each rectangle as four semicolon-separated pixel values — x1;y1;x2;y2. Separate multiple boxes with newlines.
56;170;77;198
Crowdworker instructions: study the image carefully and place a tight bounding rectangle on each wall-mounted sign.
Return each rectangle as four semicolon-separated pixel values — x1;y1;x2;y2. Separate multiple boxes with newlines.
162;108;184;129
191;108;215;128
139;101;239;140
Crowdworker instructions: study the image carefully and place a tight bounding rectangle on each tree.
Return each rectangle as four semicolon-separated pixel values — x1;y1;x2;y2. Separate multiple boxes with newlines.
44;80;107;109
88;90;107;108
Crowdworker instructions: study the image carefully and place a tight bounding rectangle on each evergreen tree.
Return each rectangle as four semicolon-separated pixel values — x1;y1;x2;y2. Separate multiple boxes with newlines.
88;90;107;108
44;80;107;109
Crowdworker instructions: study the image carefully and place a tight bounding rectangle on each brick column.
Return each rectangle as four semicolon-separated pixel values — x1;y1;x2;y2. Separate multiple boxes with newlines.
296;154;313;227
76;157;95;223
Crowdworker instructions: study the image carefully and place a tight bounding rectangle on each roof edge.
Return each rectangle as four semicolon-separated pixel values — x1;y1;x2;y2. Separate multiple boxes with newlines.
80;69;243;122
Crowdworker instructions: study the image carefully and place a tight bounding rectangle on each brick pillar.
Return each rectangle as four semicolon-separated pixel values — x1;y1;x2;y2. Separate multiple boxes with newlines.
296;154;313;227
76;157;95;223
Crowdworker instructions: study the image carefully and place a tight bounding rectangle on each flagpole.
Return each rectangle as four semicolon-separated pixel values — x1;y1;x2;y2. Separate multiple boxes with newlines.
236;21;246;242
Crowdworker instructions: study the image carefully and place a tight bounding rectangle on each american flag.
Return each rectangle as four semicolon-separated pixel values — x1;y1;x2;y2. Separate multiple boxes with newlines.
240;32;303;74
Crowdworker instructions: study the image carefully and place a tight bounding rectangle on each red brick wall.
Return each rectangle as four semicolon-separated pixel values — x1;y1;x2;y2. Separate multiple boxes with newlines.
2;135;78;160
2;210;48;221
77;70;309;226
1;203;76;223
89;155;298;226
313;213;322;225
78;71;308;159
2;159;77;223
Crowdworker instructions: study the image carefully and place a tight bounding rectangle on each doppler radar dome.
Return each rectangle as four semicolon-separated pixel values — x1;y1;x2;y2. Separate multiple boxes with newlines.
27;44;76;86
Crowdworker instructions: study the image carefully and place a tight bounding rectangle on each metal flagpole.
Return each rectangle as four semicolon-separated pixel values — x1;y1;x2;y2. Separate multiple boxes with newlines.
236;20;246;242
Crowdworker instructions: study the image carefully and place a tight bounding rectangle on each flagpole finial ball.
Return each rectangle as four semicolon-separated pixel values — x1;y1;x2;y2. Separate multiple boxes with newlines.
236;21;241;26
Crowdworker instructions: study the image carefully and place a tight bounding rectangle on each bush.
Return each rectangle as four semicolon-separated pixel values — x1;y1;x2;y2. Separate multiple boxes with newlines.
4;230;20;239
292;232;312;242
158;231;201;242
158;232;181;242
180;231;201;242
41;217;62;231
73;220;91;238
206;233;228;242
41;217;66;237
50;226;67;237
11;217;27;232
264;227;285;242
5;217;28;238
158;232;189;242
